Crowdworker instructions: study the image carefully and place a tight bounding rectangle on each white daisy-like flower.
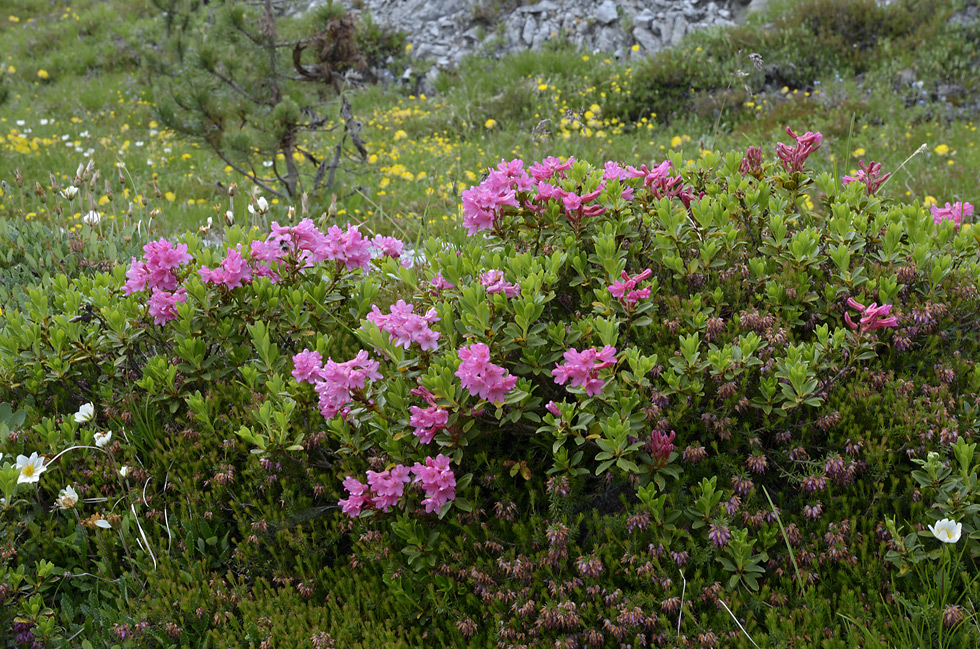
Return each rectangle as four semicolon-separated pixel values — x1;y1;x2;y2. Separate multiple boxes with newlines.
55;485;79;510
74;402;95;424
119;466;130;478
93;430;112;448
248;196;269;215
82;210;101;226
929;518;962;544
16;452;47;484
94;519;112;529
61;185;78;200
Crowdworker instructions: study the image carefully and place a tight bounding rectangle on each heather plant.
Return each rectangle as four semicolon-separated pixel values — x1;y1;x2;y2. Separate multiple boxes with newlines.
1;121;980;645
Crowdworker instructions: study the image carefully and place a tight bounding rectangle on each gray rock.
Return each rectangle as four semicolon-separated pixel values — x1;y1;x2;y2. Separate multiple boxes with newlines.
522;16;537;45
595;0;619;25
632;25;660;52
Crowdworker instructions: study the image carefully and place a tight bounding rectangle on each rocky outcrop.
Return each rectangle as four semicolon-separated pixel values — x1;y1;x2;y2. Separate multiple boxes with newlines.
335;0;766;71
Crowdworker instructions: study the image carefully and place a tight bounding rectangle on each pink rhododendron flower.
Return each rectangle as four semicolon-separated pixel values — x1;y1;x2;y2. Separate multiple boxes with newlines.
845;298;899;332
366;300;441;351
492;158;535;192
776;126;823;173
603;160;629;181
411;454;456;513
628;160;685;200
123;239;192;295
607;269;653;307
842;160;890;196
122;257;151;295
429;271;455;292
338;476;371;516
146;288;187;325
409;405;449;444
366;465;412;512
291;349;324;384
529;156;574;182
371;235;405;260
545;400;563;418
313;351;382;419
199;245;253;289
931;201;973;229
320;224;373;271
455;343;518;403
552;346;617;397
480;269;520;297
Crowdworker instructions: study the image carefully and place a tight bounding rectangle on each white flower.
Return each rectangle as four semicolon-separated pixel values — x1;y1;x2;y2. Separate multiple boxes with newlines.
119;466;130;478
82;210;101;226
61;185;78;201
929;518;962;544
74;402;95;424
93;430;112;448
224;210;235;226
248;196;269;215
94;519;112;529
55;485;79;510
16;452;47;484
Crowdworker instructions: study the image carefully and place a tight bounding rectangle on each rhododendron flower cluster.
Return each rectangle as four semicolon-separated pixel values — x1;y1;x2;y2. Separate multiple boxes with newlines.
409;405;449;444
456;343;518;403
931;201;973;229
366;465;412;511
628;160;685;200
199;245;253;289
552;346;618;397
291;349;324;383
291;349;382;419
429;271;455;292
411;455;457;513
776;126;823;173
461;159;533;234
845;298;899;332
366;300;441;351
371;235;405;261
480;270;520;297
529;156;574;182
842;160;890;196
338;455;456;516
608;269;653;307
123;239;193;324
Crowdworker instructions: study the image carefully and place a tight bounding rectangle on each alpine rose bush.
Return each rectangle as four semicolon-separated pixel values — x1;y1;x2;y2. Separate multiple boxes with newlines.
2;127;980;647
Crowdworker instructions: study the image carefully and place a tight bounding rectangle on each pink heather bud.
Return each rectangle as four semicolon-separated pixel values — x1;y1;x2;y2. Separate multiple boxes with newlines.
775;126;822;173
842;159;890;196
846;298;900;333
739;145;763;176
608;268;654;307
648;429;676;464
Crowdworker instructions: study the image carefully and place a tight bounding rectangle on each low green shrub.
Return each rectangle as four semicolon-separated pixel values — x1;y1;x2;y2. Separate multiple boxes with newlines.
1;127;979;646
